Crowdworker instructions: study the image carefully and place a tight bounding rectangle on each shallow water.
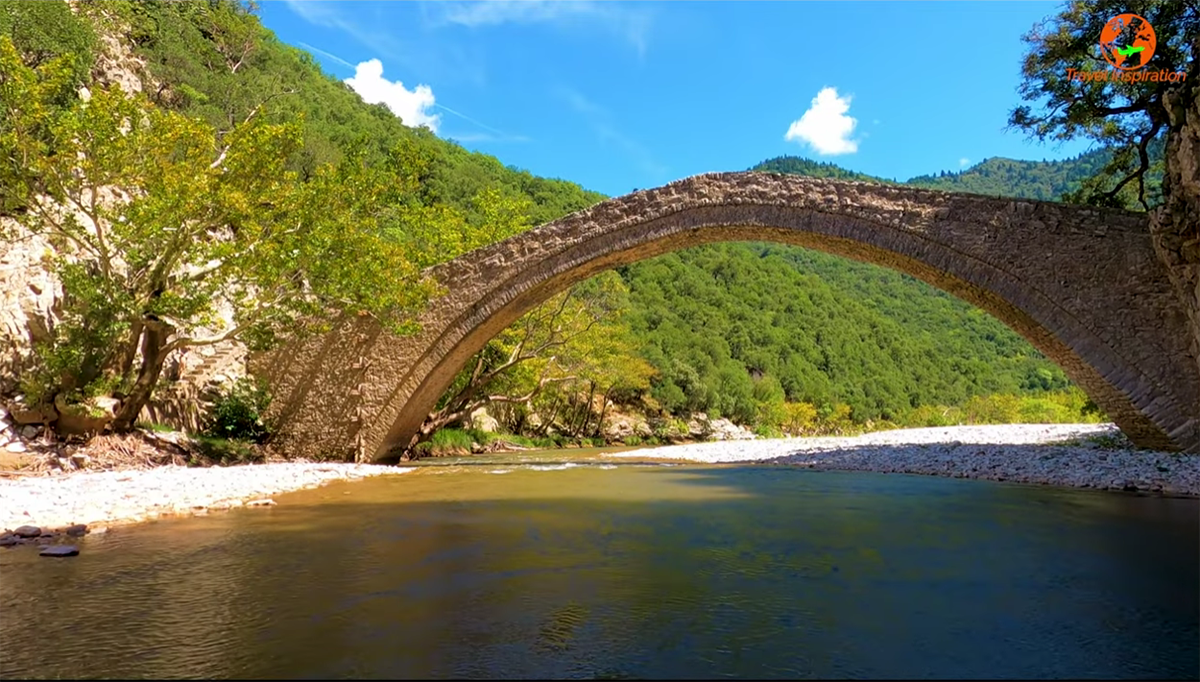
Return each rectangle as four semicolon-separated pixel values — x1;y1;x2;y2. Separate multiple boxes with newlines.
1;462;1197;679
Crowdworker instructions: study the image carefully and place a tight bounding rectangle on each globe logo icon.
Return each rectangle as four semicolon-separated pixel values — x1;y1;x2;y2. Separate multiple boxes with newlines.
1099;13;1156;71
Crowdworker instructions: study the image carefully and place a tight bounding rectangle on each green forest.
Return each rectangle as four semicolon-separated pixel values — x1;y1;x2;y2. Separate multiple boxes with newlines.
1;0;1118;458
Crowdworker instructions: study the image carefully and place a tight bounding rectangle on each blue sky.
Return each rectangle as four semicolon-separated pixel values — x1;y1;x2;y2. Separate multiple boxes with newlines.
261;1;1094;197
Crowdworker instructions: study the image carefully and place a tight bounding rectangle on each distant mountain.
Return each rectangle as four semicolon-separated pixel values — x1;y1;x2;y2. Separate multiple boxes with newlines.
752;156;886;184
905;150;1112;201
751;150;1113;202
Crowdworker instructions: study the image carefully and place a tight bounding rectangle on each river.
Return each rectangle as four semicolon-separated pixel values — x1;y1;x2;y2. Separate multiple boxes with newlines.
1;452;1197;679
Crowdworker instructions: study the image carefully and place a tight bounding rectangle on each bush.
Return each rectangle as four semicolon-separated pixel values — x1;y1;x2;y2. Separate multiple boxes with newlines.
191;434;264;465
414;428;475;456
204;377;272;443
0;0;96;87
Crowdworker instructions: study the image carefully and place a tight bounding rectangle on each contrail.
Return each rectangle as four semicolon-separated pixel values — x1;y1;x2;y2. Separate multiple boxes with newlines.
434;103;514;138
296;41;356;69
292;44;523;142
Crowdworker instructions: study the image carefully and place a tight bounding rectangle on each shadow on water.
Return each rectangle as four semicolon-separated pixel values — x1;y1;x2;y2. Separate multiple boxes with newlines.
1;465;1197;680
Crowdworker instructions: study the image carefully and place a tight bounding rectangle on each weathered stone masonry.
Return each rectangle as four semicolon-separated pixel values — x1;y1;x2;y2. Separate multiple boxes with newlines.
252;173;1200;461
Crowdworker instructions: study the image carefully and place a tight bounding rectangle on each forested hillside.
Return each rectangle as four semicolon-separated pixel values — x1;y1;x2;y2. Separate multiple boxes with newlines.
612;152;1111;432
1;0;1104;455
906;151;1109;199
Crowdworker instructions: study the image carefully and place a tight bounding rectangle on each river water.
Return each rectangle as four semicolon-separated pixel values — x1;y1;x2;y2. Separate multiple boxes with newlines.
1;455;1197;679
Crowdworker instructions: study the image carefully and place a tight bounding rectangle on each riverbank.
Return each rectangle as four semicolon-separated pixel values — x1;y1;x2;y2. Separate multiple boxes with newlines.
603;423;1200;496
3;423;1196;542
0;462;414;541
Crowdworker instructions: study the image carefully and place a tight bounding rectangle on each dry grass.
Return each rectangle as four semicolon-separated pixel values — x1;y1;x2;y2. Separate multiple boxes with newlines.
76;432;193;470
1;429;322;478
5;431;207;475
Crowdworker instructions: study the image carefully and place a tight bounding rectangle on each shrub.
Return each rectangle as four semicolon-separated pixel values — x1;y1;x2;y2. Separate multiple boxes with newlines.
191;434;264;465
204;377;272;443
414;428;476;456
0;0;96;88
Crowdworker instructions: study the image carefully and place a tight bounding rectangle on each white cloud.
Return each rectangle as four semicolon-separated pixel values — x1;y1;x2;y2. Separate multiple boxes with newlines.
959;157;971;168
784;87;859;156
345;60;440;132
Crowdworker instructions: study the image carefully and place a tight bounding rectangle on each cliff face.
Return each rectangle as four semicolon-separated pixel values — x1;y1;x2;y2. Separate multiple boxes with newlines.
0;6;248;428
0;222;57;397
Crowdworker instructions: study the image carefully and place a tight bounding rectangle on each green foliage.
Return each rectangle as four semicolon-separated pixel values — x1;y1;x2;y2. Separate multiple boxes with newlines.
204;377;272;443
413;428;477;456
11;1;1129;450
2;33;456;423
909;150;1110;200
18;261;132;405
97;0;604;225
754;156;886;183
1007;0;1197;209
191;434;265;465
0;0;95;88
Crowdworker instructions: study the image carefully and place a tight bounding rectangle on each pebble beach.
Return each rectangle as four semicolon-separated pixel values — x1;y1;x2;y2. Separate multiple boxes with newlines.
0;462;414;539
2;423;1197;543
607;422;1200;496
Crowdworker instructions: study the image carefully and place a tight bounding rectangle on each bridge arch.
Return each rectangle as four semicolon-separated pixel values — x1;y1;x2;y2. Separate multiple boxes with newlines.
255;173;1200;460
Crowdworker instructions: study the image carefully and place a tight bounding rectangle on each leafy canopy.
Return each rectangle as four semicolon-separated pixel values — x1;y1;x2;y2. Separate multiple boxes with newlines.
1008;0;1199;209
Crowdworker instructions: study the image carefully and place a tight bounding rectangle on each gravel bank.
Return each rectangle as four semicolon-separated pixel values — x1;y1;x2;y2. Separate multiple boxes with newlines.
605;423;1200;496
4;423;1195;541
0;463;414;533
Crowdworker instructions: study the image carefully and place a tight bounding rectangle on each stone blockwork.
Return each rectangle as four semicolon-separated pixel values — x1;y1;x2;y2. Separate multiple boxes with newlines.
253;173;1200;461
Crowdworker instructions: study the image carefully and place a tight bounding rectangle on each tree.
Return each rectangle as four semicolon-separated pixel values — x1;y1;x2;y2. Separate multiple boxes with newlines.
1008;0;1199;209
415;272;655;454
1;37;449;430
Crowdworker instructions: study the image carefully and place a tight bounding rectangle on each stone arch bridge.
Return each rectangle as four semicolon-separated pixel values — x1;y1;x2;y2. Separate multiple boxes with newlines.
252;173;1200;461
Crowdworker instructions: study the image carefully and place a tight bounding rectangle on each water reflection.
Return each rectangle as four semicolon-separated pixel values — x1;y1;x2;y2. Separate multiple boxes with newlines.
1;465;1196;679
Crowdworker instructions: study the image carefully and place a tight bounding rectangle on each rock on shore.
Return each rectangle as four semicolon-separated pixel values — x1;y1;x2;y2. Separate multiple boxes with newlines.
0;462;413;532
604;423;1200;496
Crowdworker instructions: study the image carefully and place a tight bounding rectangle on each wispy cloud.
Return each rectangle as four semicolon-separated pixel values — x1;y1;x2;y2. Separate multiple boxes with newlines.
959;157;971;168
559;87;666;178
284;0;401;58
427;1;653;57
784;87;860;156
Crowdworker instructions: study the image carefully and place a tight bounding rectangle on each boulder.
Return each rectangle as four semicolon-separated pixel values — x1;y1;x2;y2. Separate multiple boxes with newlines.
469;407;500;433
39;545;79;558
602;410;653;441
709;418;756;441
686;413;713;440
8;404;57;426
54;394;115;436
12;525;41;538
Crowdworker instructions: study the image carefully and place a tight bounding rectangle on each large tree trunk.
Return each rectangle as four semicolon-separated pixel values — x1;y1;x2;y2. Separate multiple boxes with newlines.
115;319;144;384
593;388;614;439
110;322;170;431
